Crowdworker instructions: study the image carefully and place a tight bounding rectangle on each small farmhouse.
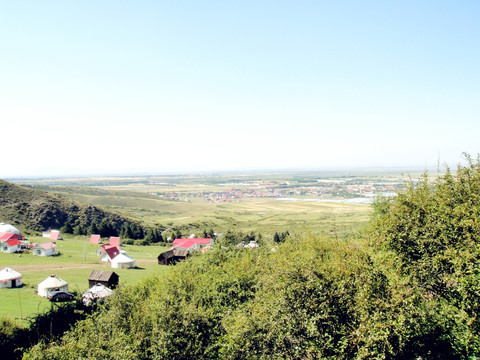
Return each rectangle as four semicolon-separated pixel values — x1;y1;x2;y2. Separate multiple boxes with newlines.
49;230;62;241
32;241;57;256
1;239;22;253
111;251;135;269
38;275;68;298
158;248;189;265
171;238;213;252
89;234;101;244
0;267;23;288
109;237;121;247
88;269;119;289
0;232;24;243
157;238;213;265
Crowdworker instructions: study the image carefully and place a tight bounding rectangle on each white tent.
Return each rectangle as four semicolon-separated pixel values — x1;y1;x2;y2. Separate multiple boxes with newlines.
244;240;259;248
111;251;135;269
0;223;20;235
82;284;114;306
37;274;68;298
0;267;22;288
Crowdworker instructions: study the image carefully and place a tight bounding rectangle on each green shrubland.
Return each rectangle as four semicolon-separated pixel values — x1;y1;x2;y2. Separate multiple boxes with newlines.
16;157;480;358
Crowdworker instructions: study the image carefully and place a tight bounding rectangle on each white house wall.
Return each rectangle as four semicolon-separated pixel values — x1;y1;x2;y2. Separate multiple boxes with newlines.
0;278;22;288
1;245;20;253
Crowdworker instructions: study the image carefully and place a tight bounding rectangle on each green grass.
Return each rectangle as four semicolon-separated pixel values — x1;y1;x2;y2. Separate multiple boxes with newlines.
0;235;170;326
47;190;372;235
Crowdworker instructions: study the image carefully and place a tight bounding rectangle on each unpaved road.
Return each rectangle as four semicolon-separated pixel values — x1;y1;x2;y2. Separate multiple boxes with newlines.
11;259;158;272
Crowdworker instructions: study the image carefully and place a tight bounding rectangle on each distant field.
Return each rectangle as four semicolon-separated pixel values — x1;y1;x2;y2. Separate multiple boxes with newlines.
0;235;170;326
41;186;372;236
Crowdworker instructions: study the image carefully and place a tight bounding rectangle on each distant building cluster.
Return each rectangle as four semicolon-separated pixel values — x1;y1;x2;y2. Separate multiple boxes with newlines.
150;178;403;203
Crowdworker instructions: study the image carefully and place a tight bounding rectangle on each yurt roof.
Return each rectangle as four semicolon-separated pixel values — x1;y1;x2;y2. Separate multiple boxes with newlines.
0;267;22;281
83;284;114;299
38;275;68;288
0;223;20;235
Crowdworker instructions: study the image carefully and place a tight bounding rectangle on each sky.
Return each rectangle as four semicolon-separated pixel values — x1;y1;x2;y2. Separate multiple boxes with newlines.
1;1;479;178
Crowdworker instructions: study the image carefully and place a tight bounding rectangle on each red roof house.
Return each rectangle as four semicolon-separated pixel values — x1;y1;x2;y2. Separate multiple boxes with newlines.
172;238;212;245
0;233;24;242
96;243;117;256
171;238;213;252
101;247;121;262
90;235;101;244
109;237;121;247
2;239;22;253
32;241;57;256
49;230;62;241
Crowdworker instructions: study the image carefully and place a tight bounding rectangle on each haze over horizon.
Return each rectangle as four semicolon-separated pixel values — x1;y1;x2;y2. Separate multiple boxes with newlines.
1;1;479;178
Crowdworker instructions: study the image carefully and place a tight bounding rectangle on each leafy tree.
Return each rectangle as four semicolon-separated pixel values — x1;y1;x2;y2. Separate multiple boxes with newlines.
88;221;99;235
73;224;84;236
153;228;164;243
60;221;73;234
144;229;154;243
273;232;280;243
175;229;182;240
120;223;134;239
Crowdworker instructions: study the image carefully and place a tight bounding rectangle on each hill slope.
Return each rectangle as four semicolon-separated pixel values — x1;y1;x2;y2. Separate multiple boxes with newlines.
0;179;138;234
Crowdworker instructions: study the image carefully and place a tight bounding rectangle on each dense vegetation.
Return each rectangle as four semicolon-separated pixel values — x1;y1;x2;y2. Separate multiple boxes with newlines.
0;180;149;239
4;158;480;358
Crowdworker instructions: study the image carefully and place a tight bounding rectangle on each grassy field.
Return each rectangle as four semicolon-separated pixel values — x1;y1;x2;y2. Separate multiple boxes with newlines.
0;235;169;326
43;186;372;236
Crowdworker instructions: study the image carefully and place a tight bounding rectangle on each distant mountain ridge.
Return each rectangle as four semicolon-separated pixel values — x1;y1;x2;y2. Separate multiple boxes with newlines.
0;179;136;235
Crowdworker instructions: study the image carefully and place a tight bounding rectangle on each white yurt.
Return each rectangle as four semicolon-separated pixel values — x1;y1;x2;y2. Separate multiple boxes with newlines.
82;284;114;306
0;267;23;288
0;223;20;235
111;250;136;269
37;274;68;298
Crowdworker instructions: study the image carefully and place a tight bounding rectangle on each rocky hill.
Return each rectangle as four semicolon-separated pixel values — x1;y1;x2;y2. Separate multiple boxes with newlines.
0;179;137;235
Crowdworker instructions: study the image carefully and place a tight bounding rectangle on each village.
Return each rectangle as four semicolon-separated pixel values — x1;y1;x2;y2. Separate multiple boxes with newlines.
0;221;216;318
149;177;404;203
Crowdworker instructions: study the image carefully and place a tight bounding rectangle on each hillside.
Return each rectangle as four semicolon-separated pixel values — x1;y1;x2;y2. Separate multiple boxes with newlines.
0;179;139;235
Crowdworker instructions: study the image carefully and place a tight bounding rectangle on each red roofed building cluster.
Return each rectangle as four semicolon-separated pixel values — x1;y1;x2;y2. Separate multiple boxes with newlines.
158;238;214;265
171;238;213;252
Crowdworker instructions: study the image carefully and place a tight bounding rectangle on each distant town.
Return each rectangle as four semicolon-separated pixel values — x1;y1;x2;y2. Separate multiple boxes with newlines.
149;177;409;203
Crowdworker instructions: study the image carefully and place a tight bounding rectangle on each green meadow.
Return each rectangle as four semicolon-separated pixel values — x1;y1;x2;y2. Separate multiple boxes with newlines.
45;185;372;236
0;235;169;326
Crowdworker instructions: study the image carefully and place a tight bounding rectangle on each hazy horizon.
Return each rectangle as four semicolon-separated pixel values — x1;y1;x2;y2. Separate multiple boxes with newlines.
4;164;441;182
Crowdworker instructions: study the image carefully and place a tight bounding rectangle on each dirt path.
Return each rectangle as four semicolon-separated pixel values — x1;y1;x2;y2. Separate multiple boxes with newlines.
12;259;158;272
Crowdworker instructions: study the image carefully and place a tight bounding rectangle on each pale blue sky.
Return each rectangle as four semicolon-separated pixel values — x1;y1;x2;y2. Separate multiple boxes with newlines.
1;1;479;177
